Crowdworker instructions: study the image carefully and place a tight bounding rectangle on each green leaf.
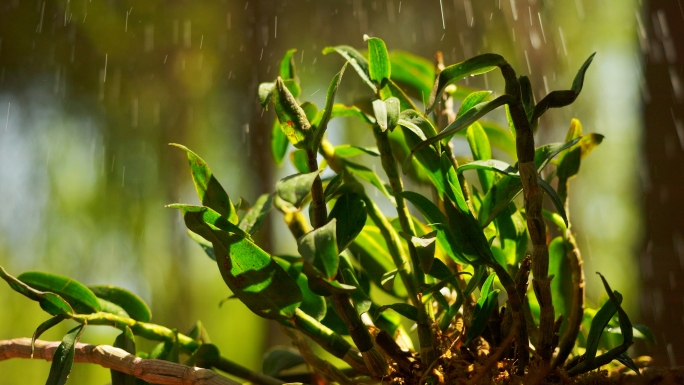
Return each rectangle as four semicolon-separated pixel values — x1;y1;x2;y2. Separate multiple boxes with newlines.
18;271;100;314
297;219;339;280
427;53;506;112
531;53;595;122
301;101;319;123
584;292;620;361
457;91;492;117
290;149;310;173
372;97;401;132
380;269;398;290
273;77;313;149
276;170;322;208
376;303;418;322
0;267;73;317
457;159;518;177
495;203;527;266
88;285;152;323
399;109;438;140
259;82;275;109
341;268;372;315
466;122;494;193
465;289;500;345
468;120;517;160
389;50;434;100
364;35;391;84
170;144;238;224
279;49;298;80
408;95;516;167
274;258;327;321
263;346;305;376
186;320;211;343
479;273;496;299
178;206;302;320
387;79;420;111
111;326;136;385
45;324;86;385
323;45;376;92
399;231;437;273
534;137;581;172
189;344;220;368
334;145;379;158
312;63;347;149
238;193;273;235
331;104;376;124
328;193;367;252
271;119;290;166
167;204;247;236
616;353;640;376
343;160;395;205
187;230;216;261
539;178;569;227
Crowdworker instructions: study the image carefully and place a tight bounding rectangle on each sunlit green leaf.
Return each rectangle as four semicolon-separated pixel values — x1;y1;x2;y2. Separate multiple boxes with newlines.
342;268;372;315
465;289;499;345
88;285;152;323
0;267;73;317
334;145;379;158
279;49;298;80
323;45;376;92
171;144;238;224
427;53;506;112
274;258;327;321
549;237;572;335
177;206;302;320
457;91;491;117
364;35;391;84
331;104;376;124
272;119;290;166
45;324;85;385
312;63;347;149
32;315;67;356
399;231;437;273
389;50;434;100
457;159;518;177
276;170;321;208
18;271;100;315
466;122;494;193
98;298;129;318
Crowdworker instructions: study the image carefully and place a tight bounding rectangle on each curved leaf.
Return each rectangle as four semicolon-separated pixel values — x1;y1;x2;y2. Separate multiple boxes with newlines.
238;193;273;235
271;119;290;165
466;122;494;193
343;160;395;205
457;159;518;177
19;271;101;314
279;49;298;80
457;91;492;117
341;268;372;315
178;206;303;320
170;144;238;224
376;303;418;322
389;50;434;99
323;45;376;92
298;219;339;280
465;289;500;345
328;193;367;252
187;230;216;261
313;62;348;148
273;77;313;149
427;53;506;112
274;258;327;321
334;145;380;158
88;285;152;323
0;267;73;316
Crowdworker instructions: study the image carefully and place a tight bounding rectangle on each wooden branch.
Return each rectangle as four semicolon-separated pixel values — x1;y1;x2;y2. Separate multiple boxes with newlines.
0;338;239;385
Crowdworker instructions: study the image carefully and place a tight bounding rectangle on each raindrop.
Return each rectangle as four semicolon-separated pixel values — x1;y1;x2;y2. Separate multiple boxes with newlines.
574;0;585;20
509;0;518;21
523;50;531;74
274;16;278;39
37;1;45;33
144;25;154;53
5;102;9;132
537;13;546;44
668;66;683;102
439;0;445;29
558;27;568;56
103;54;108;82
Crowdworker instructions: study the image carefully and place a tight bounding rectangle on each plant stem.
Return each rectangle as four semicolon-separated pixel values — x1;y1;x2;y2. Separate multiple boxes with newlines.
372;125;436;366
499;63;555;363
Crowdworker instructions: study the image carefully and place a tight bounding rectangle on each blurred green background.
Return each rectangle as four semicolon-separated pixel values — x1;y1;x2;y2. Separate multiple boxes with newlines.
0;0;667;383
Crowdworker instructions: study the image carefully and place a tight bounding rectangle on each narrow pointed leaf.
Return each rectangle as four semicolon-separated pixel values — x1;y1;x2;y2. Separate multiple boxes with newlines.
466;122;494;193
531;53;595;122
18;272;100;314
399;231;437;273
323;45;376;92
313;63;347;147
45;324;86;385
290;149;310;173
298;219;339;280
275;258;327;321
334;145;380;158
479;273;496;299
88;285;151;323
331;104;376;124
32;315;67;357
170;144;238;223
276;170;322;208
465;289;500;345
167;204;246;236
364;35;391;84
273;77;313;149
238;193;273;235
328;193;367;252
457;91;492;117
380;269;398;290
279;49;298;80
178;206;302;320
549;237;572;335
324;172;345;201
427;53;506;112
457;159;518;177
